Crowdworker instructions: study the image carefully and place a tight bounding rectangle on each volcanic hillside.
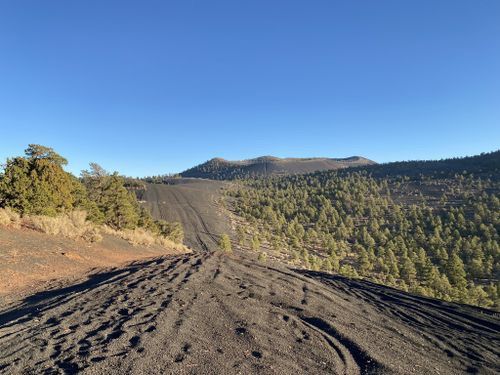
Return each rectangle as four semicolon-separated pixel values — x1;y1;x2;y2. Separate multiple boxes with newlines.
180;155;375;180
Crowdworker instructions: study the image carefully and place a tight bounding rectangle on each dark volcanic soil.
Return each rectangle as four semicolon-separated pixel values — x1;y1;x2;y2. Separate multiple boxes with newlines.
1;252;498;374
0;180;499;374
138;180;231;251
0;227;185;297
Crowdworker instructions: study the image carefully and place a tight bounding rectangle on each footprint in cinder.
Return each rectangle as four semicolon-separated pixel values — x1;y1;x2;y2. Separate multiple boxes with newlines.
49;345;62;359
145;325;156;333
49;329;61;338
57;360;79;373
444;349;455;358
60;310;73;318
466;366;479;374
235;327;247;336
33;338;48;347
252;351;262;359
45;317;59;326
78;339;92;354
118;308;129;316
174;319;183;327
105;328;124;342
129;336;140;348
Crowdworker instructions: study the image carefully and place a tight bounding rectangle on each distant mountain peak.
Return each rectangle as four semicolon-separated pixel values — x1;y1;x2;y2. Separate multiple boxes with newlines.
208;157;230;163
180;155;376;180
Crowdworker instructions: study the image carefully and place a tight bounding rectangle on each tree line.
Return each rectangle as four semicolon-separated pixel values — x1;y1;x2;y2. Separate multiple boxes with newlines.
0;144;183;243
230;163;499;309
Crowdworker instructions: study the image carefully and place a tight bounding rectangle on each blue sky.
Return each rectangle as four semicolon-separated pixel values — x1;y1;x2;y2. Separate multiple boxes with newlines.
1;1;499;177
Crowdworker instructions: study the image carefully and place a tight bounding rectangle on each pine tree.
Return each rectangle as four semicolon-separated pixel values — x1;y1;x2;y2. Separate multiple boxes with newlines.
400;256;417;285
100;174;139;229
251;234;261;251
236;225;246;246
81;165;141;230
357;245;373;275
219;234;232;253
446;253;467;289
0;145;83;215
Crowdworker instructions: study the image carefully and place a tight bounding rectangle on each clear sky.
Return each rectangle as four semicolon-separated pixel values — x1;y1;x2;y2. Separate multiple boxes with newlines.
1;1;499;177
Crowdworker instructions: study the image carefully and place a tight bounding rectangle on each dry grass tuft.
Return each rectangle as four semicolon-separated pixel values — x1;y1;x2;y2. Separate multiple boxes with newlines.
1;208;188;252
0;207;21;228
25;210;102;242
102;226;188;252
0;209;11;226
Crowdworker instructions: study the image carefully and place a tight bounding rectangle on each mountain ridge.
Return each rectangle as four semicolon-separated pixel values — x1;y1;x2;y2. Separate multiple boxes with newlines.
180;155;376;180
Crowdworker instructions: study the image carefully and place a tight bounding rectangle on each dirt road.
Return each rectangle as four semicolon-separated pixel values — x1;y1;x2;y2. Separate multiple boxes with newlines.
0;181;498;374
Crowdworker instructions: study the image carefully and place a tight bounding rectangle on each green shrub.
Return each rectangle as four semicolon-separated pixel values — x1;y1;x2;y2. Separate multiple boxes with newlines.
219;233;232;253
0;145;84;216
257;252;267;262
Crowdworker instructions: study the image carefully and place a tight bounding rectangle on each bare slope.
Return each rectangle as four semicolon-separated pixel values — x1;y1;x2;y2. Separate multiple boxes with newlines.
137;180;231;251
0;251;498;374
180;156;376;180
0;227;186;297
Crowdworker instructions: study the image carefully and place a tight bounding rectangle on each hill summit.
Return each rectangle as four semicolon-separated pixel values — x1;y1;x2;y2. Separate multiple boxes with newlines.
180;155;375;180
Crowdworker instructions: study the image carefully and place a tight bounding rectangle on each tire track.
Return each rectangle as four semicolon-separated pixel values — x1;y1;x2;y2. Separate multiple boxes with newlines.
141;182;229;252
165;187;212;251
299;316;384;375
169;188;219;250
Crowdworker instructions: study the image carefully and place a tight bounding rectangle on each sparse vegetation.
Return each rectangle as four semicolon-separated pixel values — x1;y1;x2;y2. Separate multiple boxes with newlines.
236;225;246;246
257;252;267;262
251;234;261;252
219;233;232;253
